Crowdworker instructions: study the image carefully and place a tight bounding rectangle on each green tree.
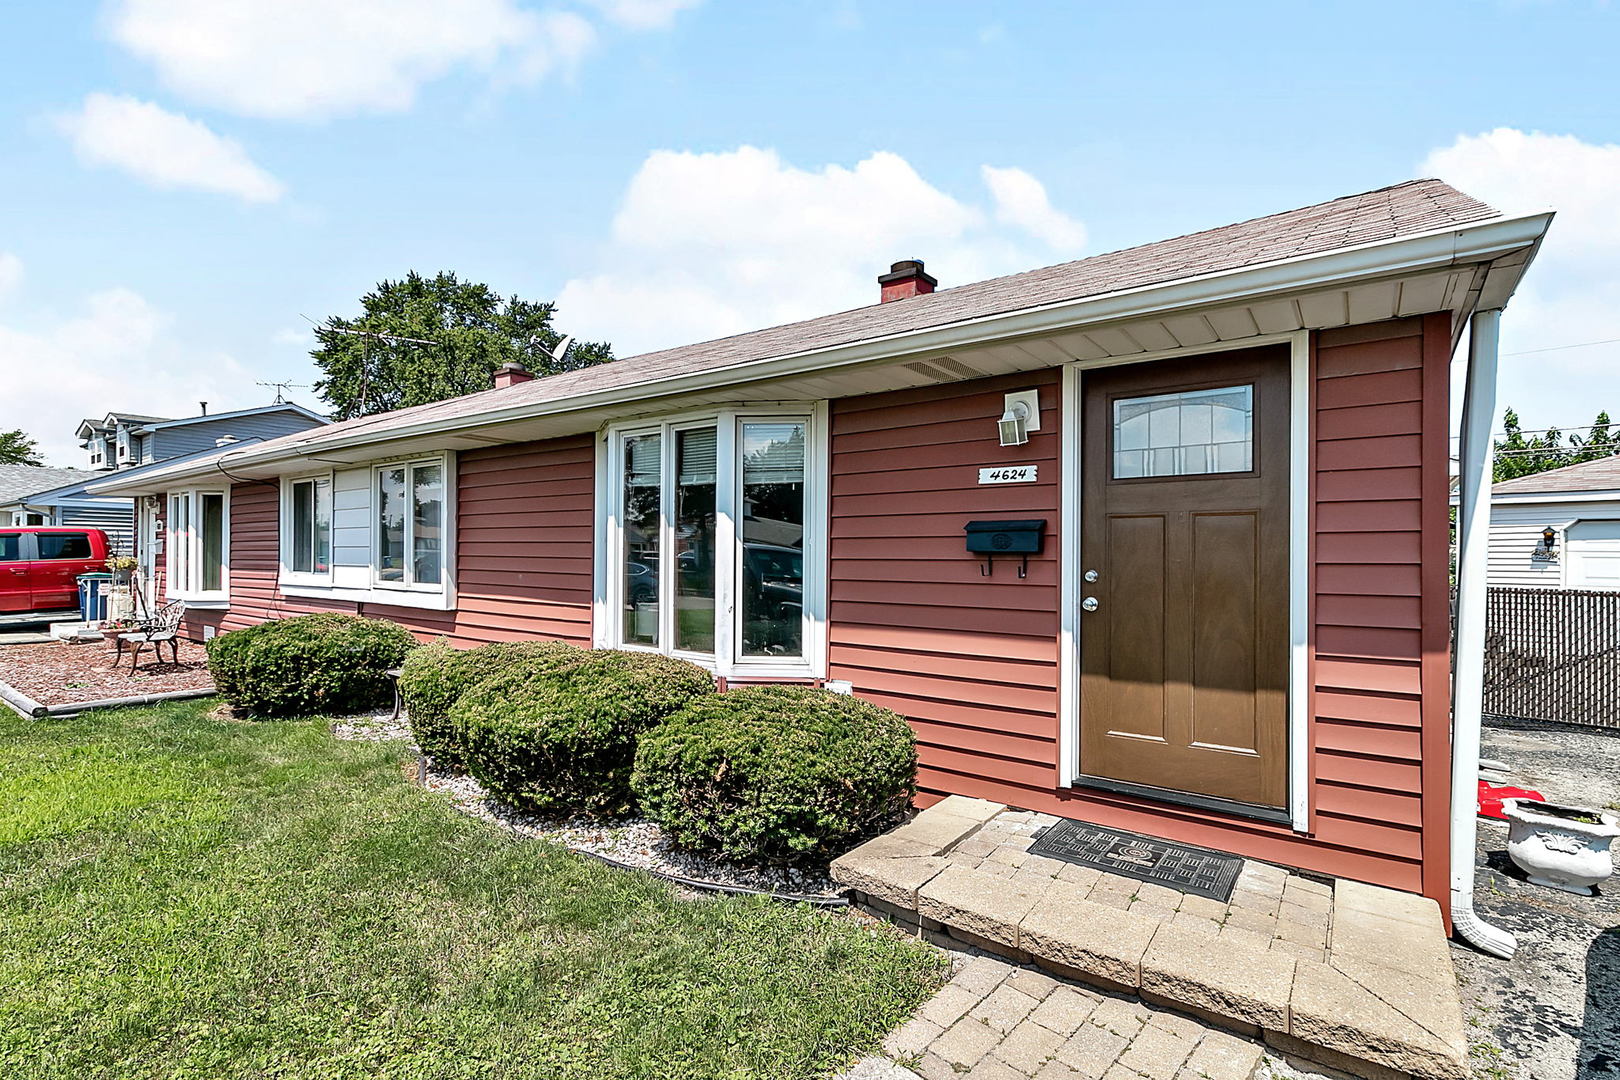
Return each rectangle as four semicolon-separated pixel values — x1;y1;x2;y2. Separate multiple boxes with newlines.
1571;410;1615;463
311;271;614;420
0;429;43;466
1494;407;1618;481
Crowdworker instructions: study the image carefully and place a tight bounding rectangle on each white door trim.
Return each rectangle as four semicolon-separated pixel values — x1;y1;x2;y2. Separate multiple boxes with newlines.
1057;329;1312;833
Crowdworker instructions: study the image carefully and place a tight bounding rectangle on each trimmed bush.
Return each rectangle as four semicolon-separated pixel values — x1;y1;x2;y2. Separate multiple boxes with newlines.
206;613;417;718
632;686;917;866
454;650;714;816
398;638;583;768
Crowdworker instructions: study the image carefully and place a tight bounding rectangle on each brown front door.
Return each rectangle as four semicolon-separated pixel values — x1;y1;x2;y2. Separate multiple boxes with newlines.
1079;345;1290;811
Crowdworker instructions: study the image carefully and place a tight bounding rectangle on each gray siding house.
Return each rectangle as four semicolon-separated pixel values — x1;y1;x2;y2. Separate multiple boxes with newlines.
9;404;329;554
1489;456;1620;590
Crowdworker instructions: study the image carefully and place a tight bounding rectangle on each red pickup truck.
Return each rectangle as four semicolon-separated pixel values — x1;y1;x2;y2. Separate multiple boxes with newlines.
0;527;113;615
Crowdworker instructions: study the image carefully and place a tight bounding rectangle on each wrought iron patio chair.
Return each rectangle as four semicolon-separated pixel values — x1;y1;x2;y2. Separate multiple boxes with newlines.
119;599;187;674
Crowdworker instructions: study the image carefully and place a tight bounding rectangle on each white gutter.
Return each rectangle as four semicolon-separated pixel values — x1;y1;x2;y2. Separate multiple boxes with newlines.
1490;489;1620;504
93;210;1554;494
1451;307;1516;959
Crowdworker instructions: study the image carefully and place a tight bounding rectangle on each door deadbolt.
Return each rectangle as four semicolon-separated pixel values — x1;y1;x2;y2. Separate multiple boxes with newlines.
1083;569;1100;582
1082;596;1099;611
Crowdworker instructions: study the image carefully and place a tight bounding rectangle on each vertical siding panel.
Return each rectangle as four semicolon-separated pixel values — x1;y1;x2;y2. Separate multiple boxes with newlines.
1418;311;1453;911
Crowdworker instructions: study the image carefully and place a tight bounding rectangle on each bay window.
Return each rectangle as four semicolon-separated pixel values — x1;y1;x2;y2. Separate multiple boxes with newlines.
167;488;228;601
605;408;823;676
377;459;444;589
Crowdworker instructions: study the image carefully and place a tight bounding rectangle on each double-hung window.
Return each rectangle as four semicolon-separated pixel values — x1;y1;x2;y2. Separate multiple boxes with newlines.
606;408;823;676
284;476;332;579
167;488;228;602
376;460;445;589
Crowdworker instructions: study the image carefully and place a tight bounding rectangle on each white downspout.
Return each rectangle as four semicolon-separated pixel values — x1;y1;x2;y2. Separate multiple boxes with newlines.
1450;307;1516;959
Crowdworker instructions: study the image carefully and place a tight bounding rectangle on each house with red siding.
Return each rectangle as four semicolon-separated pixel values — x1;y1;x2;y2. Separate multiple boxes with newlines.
91;180;1551;955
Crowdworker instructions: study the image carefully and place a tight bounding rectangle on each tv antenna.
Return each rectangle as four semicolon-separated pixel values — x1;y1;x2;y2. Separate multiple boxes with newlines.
257;380;310;405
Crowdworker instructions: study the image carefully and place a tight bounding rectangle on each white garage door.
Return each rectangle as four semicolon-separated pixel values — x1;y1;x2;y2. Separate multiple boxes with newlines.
1566;520;1620;590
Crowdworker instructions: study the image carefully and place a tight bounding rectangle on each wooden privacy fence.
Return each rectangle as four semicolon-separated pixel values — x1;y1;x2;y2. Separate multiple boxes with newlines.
1482;586;1620;729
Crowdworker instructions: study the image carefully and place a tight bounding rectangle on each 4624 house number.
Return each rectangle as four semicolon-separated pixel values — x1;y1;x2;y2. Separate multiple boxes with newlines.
978;465;1038;485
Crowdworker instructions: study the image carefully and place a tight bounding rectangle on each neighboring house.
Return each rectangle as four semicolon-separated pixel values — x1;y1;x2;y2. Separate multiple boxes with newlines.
0;464;92;525
1487;456;1620;590
92;180;1551;937
9;404;330;558
77;404;327;472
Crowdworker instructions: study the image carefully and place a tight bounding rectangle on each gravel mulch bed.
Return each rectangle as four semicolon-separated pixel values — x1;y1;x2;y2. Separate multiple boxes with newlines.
331;709;841;899
0;638;214;707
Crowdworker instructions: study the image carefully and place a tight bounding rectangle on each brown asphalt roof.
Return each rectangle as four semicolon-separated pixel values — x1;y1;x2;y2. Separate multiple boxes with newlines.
223;177;1504;458
1494;455;1620;495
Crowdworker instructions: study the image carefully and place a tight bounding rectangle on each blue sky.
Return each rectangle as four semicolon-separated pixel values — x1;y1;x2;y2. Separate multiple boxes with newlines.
2;0;1618;464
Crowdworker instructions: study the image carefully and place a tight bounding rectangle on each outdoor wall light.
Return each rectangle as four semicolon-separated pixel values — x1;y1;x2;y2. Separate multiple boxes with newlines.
1542;525;1558;552
999;389;1042;447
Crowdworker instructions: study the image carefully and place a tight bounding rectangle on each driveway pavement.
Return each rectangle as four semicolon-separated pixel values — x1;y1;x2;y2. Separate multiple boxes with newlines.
1454;720;1619;1080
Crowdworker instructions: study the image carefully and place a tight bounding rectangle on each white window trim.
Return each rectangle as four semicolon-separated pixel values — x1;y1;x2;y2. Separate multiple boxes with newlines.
278;471;335;586
1057;330;1312;832
372;457;452;594
272;452;457;611
166;486;230;607
594;402;828;680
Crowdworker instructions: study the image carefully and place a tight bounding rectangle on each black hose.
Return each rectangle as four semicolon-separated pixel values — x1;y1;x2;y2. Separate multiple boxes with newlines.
570;846;850;907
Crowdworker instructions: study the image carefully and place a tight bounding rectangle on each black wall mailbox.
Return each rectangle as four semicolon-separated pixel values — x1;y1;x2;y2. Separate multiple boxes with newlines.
964;519;1046;578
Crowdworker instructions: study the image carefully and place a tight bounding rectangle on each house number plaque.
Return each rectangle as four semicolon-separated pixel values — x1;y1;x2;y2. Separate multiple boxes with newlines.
978;465;1038;485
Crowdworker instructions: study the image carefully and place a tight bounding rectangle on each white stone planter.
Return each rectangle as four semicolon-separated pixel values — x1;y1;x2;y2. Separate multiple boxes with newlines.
1501;798;1619;895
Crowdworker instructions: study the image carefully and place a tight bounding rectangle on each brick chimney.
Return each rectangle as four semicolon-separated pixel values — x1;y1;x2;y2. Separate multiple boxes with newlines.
493;362;533;389
878;259;937;303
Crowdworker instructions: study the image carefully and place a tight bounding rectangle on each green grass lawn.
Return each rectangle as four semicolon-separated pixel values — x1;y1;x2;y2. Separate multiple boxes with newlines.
0;699;944;1080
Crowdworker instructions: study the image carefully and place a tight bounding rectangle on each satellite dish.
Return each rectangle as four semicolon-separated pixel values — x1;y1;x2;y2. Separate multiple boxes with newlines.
550;335;574;364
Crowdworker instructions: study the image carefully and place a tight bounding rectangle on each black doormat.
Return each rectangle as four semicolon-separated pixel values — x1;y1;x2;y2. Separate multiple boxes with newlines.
1027;821;1243;902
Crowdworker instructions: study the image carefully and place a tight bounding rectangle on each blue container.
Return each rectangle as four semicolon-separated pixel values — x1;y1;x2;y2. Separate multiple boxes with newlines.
77;572;114;622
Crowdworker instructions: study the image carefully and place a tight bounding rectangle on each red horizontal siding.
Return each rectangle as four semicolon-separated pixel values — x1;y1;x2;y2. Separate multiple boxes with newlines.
828;319;1453;903
1312;314;1453;909
827;370;1062;818
184;435;594;647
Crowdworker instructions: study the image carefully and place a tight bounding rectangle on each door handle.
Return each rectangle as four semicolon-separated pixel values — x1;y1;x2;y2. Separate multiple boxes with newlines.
1082;597;1099;612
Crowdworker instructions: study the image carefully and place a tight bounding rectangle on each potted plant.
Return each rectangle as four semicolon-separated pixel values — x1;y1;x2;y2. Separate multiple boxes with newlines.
1502;798;1619;894
106;554;139;587
101;616;142;652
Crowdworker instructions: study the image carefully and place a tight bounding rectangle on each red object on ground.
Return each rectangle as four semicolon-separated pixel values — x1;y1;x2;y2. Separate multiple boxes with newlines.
1479;780;1545;820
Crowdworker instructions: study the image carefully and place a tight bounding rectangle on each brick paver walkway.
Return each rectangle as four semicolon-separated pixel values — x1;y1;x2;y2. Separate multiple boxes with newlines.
839;953;1267;1080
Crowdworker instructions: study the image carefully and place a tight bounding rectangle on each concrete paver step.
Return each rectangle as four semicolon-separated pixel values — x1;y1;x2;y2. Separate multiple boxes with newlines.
832;799;1467;1080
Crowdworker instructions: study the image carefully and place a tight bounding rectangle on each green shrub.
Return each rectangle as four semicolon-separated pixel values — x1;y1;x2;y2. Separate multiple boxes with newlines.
454;650;714;817
632;686;917;866
399;638;583;768
206;613;417;718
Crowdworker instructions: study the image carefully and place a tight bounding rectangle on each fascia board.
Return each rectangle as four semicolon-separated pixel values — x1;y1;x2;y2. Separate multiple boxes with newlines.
117;212;1555;485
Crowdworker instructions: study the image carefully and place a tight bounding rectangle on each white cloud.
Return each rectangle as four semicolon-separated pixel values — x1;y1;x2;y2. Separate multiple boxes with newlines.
0;253;21;299
0;287;260;466
585;0;703;30
1422;129;1620;428
982;165;1086;253
104;0;596;120
556;146;1086;356
56;94;284;202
